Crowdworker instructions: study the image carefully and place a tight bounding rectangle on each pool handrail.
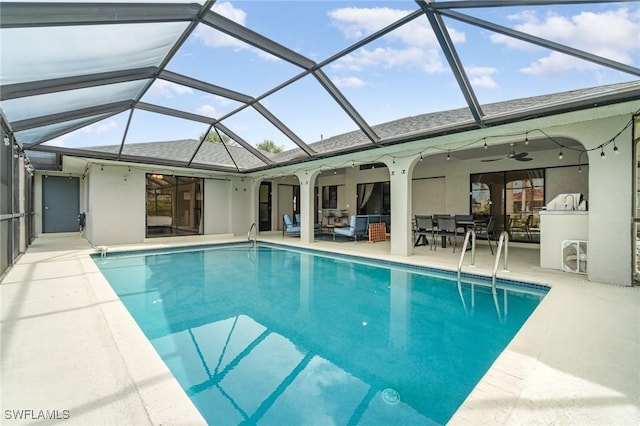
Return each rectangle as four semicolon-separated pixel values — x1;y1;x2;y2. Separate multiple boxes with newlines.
492;231;509;294
456;229;476;310
248;223;257;246
457;228;476;282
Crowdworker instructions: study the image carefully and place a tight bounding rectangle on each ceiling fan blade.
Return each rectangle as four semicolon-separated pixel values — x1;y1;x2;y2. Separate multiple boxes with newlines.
481;157;506;162
511;152;532;161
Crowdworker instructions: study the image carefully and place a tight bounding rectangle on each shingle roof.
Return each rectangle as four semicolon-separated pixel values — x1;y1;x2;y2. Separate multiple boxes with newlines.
47;80;639;172
87;139;272;171
268;80;640;166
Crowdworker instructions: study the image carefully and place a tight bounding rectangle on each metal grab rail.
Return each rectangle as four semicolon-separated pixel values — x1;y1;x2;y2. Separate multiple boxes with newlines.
456;229;476;313
247;223;257;246
457;229;476;285
491;231;509;294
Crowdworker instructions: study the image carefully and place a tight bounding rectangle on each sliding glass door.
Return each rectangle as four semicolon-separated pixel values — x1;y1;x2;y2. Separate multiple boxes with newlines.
146;174;203;237
471;169;544;242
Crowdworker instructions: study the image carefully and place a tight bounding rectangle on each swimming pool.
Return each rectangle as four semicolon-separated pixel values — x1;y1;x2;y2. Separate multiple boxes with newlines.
93;242;547;425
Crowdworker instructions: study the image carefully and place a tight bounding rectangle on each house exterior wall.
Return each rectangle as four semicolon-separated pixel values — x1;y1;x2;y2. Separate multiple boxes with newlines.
228;176;252;237
86;164;146;246
560;114;634;286
35;102;637;285
73;166;250;246
203;177;232;235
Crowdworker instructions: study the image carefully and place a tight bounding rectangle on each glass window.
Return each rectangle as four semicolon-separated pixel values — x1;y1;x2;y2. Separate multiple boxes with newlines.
357;181;390;215
471;169;544;243
322;185;337;209
146;174;203;237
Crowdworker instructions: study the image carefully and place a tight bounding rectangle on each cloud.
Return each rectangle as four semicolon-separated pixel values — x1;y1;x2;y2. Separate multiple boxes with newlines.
194;2;248;50
521;51;599;78
329;6;465;76
196;104;218;118
467;66;499;88
491;7;640;77
47;120;119;147
82;120;118;134
193;2;278;62
333;76;366;89
147;79;193;98
337;46;445;74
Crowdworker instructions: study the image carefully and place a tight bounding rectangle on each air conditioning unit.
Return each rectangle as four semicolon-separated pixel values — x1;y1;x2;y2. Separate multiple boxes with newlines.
561;240;588;274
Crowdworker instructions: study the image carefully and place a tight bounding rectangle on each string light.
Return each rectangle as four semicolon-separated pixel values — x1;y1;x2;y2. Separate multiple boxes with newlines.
446;151;450;161
558;149;563;160
613;141;619;154
600;146;605;160
483;139;487;149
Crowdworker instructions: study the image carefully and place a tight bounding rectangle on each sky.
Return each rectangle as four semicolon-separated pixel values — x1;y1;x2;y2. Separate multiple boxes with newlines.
14;0;640;152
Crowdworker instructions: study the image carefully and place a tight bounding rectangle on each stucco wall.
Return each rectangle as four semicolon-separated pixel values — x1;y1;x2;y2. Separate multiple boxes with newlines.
46;103;637;285
558;114;634;286
81;167;251;246
203;178;232;235
228;176;252;237
86;164;145;246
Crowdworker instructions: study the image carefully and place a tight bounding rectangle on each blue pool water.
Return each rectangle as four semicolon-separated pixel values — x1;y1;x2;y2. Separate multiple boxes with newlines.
93;243;547;425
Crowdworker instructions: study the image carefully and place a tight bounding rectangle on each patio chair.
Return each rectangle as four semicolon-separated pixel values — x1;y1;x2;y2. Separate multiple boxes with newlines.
509;214;533;240
475;216;497;254
282;214;300;237
455;214;475;235
434;216;458;252
334;215;369;242
414;215;435;249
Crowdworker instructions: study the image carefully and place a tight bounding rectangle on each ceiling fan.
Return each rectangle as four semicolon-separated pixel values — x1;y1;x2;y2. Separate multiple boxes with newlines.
482;143;533;162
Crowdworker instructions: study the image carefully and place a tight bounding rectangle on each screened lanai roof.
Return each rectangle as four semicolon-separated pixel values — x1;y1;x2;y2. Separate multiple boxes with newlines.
1;0;639;173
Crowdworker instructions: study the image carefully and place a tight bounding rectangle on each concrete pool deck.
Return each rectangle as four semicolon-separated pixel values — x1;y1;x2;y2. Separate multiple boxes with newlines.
1;233;638;425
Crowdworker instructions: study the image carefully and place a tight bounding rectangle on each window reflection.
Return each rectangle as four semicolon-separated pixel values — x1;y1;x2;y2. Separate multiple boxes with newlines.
471;169;544;242
146;173;203;237
357;181;390;215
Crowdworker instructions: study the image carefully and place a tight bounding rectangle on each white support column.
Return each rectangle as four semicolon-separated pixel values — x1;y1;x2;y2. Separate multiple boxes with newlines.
587;141;633;286
296;170;320;243
249;177;260;233
389;157;415;256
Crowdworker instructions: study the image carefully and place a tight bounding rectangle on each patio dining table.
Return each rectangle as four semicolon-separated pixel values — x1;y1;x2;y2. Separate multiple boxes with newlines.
434;215;476;248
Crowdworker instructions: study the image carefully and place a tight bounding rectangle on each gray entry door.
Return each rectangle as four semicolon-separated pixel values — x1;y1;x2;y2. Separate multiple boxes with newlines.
43;176;80;233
